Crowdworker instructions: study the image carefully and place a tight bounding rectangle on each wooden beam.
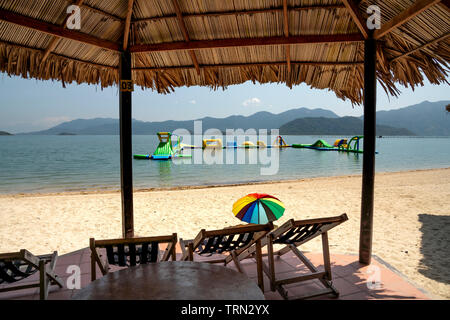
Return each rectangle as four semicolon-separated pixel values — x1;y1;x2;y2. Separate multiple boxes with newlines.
42;0;85;63
283;0;291;87
132;4;346;24
132;60;363;71
42;39;60;63
130;34;363;53
282;1;290;39
171;0;201;74
342;0;369;39
123;0;134;51
391;32;450;62
374;0;442;39
0;9;120;52
0;40;117;70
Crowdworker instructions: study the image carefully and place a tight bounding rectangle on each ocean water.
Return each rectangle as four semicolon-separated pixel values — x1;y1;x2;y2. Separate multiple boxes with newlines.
0;135;449;194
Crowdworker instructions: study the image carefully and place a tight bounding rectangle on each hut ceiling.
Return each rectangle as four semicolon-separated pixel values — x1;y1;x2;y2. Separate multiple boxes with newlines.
0;0;448;103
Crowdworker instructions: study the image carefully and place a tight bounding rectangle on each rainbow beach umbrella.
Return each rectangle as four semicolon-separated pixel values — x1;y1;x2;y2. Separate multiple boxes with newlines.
232;193;285;224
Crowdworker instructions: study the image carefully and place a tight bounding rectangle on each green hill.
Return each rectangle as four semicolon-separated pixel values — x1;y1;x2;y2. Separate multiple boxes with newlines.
0;131;12;135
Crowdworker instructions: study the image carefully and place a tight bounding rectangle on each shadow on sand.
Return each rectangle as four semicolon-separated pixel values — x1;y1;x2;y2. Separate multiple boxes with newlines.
418;214;450;285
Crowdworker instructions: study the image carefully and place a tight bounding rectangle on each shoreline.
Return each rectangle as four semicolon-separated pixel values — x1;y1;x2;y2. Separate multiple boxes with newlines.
1;167;449;198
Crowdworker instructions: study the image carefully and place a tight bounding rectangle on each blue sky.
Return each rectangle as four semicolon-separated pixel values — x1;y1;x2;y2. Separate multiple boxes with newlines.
0;74;448;133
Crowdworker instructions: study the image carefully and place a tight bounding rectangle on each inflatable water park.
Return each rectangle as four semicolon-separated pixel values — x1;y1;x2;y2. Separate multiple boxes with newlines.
134;133;370;160
292;136;366;154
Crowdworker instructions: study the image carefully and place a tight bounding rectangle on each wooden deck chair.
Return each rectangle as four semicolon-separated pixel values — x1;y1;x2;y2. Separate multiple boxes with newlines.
90;233;177;281
179;223;273;291
263;214;348;299
239;214;348;299
0;250;63;300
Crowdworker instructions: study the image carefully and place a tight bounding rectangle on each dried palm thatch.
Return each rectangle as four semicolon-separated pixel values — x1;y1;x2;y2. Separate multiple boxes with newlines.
0;0;448;104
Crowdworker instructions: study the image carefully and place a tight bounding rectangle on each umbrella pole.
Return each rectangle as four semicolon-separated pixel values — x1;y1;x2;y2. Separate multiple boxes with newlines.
359;34;377;265
119;50;134;238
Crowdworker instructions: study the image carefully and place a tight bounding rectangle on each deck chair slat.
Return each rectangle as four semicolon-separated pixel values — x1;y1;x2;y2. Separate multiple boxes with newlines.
141;243;149;264
129;243;137;266
219;234;235;253
105;246;115;266
291;224;323;243
118;244;126;266
199;235;223;255
229;233;246;251
149;242;159;263
0;264;20;283
0;261;38;284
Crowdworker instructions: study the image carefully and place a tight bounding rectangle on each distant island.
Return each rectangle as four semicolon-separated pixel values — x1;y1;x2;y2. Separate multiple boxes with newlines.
16;100;449;136
58;132;77;136
280;117;414;136
0;131;12;135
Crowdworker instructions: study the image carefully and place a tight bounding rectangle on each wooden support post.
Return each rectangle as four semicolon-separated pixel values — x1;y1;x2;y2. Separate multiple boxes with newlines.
321;232;332;280
119;51;134;238
39;260;48;300
255;239;264;292
359;34;377;265
267;234;276;292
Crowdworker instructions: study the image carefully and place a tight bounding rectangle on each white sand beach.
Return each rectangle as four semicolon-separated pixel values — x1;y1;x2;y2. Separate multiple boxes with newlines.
0;168;449;299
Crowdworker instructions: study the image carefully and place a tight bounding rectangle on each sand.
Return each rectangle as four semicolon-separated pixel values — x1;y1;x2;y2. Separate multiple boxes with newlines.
1;168;449;299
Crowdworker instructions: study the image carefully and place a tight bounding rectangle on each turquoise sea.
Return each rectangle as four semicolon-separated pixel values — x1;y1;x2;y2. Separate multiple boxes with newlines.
0;135;449;194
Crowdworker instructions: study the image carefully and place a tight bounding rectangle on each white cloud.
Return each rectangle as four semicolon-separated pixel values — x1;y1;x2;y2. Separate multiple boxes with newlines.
242;97;261;107
189;100;197;104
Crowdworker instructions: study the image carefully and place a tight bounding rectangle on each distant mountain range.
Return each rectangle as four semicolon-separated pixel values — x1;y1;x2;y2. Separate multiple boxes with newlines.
20;107;338;135
280;116;414;136
369;100;450;136
16;100;450;136
0;131;12;135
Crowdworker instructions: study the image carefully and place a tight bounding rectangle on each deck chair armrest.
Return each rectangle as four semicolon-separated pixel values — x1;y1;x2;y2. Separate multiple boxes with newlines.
292;214;348;227
162;235;178;262
269;219;295;239
191;230;206;252
179;238;193;261
36;253;56;263
96;248;108;275
90;239;108;276
20;249;41;268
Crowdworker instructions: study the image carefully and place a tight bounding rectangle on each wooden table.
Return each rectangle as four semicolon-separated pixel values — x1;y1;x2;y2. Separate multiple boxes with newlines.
72;261;265;300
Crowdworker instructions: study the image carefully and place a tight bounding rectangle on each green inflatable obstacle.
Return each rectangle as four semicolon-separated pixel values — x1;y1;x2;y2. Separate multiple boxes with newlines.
292;139;332;149
151;132;174;160
134;132;192;160
292;136;368;154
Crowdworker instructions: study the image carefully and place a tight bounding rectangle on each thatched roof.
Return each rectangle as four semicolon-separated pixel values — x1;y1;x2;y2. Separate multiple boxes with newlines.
0;0;449;104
